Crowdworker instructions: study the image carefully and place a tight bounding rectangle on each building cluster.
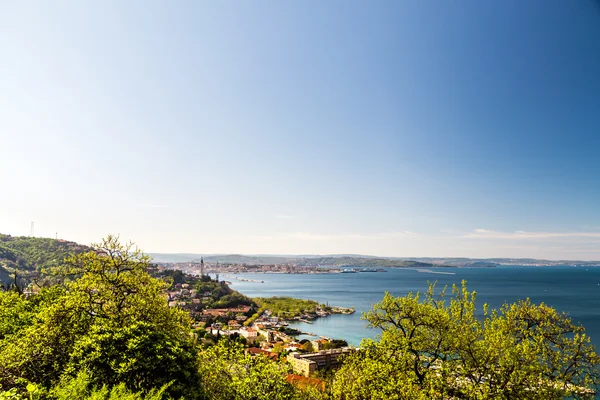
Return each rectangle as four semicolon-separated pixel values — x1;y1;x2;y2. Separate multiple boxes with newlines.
207;309;354;377
158;261;343;275
208;311;286;343
158;265;354;378
166;282;197;307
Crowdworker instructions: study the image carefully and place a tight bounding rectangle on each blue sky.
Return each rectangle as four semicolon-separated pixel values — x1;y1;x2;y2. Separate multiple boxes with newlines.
1;1;599;259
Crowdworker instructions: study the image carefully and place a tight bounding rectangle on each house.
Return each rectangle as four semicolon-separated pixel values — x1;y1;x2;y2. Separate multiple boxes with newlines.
287;348;353;377
240;327;258;342
212;329;235;336
231;305;251;314
202;306;252;318
167;291;180;300
284;342;303;351
228;320;242;330
255;325;275;341
245;347;278;361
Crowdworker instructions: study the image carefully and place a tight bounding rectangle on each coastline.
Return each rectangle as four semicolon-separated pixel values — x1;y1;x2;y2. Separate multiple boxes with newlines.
227;267;600;347
251;295;355;325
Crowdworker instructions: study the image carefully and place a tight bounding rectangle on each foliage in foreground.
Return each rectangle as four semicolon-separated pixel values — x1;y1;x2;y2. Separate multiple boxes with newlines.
198;341;307;400
334;282;600;400
1;235;599;400
0;236;201;399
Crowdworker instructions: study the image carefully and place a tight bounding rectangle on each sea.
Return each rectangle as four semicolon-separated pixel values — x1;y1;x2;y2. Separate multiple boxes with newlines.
228;266;600;347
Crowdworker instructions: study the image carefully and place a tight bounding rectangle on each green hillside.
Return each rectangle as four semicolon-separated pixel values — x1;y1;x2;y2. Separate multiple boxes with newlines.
0;234;91;286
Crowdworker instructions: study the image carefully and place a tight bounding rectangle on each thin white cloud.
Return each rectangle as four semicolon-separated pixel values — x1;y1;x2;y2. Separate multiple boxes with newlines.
464;229;600;240
138;204;169;209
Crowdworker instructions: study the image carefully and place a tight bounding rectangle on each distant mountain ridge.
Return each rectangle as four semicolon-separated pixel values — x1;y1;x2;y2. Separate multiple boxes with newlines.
2;233;598;287
147;253;378;264
298;257;440;268
149;252;600;267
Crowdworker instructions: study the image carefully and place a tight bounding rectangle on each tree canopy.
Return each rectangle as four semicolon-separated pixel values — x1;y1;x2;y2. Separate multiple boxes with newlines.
1;235;599;399
253;297;320;318
0;236;201;399
334;281;600;399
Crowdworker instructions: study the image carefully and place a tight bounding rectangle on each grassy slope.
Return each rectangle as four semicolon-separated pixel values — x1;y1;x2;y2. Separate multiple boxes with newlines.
0;234;91;285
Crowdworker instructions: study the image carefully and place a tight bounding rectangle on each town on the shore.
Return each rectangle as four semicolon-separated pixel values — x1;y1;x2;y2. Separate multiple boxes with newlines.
159;259;386;275
154;259;356;379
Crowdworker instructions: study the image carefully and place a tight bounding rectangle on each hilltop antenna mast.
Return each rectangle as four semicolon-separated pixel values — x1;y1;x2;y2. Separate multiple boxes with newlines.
30;222;34;237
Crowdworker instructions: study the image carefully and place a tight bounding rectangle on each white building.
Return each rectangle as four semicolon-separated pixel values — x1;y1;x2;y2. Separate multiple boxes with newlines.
240;327;258;342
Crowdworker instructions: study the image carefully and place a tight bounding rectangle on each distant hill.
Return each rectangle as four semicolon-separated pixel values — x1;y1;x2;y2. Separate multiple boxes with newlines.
407;257;600;267
297;257;443;268
0;234;91;286
119;251;600;268
150;253;446;268
397;258;498;267
147;253;376;263
148;253;295;264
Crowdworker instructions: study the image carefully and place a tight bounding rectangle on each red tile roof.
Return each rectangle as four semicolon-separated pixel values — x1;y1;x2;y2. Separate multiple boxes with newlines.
245;347;278;361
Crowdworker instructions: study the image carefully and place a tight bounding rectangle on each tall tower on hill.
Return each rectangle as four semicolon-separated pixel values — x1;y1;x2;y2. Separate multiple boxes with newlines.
200;257;204;277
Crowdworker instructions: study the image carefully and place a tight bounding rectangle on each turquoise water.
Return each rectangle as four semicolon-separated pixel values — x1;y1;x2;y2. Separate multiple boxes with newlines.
228;266;600;346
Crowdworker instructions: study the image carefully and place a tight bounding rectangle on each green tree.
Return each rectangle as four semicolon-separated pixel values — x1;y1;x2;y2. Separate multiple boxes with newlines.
300;341;314;353
57;236;188;331
197;341;298;400
50;370;170;400
66;321;199;398
0;236;201;398
254;297;319;319
332;343;430;400
322;339;347;350
333;281;600;399
0;291;35;340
